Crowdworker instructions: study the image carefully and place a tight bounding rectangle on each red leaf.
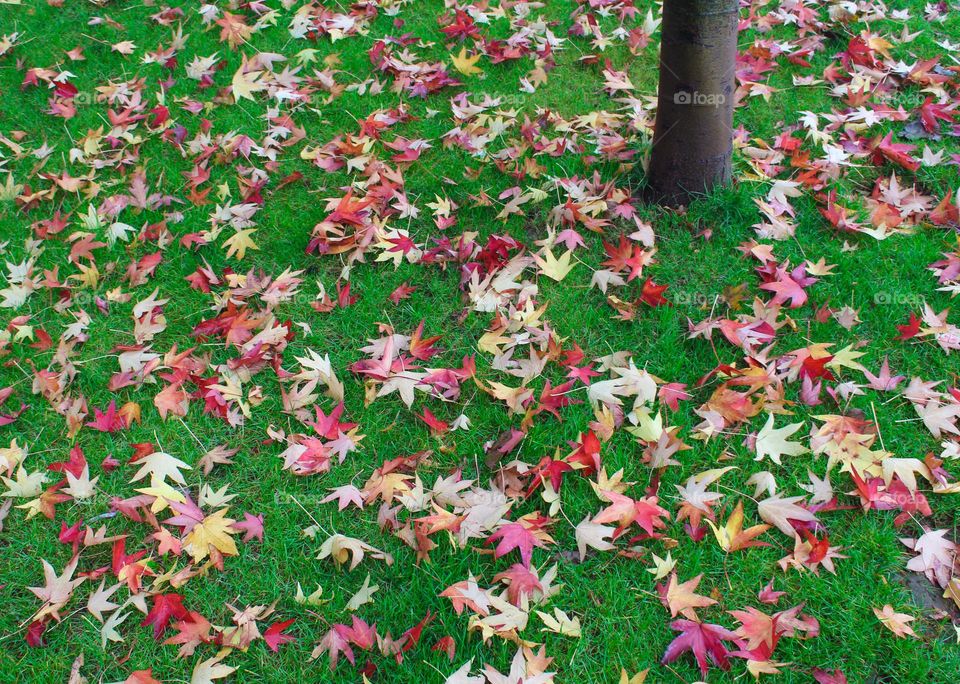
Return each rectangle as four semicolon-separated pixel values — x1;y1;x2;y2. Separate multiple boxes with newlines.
264;618;296;652
389;282;417;304
141;593;188;640
871;133;919;172
813;669;849;684
661;619;739;677
640;277;669;306
25;620;46;648
486;521;547;568
895;312;921;341
431;635;456;661
418;407;450;435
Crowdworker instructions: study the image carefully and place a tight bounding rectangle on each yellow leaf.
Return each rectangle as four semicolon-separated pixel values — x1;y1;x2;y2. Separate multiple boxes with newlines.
232;67;265;101
534;248;576;281
625;406;662;442
618;669;648;684
754;414;808;465
191;655;235;684
944;579;960;611
0;173;23;202
346;573;379;611
477;329;512;355
535;607;581;637
184;508;238;562
705;501;771;552
451;47;483;76
826;344;866;372
646;551;675;580
223;228;259;260
135;481;186;513
294;582;328;606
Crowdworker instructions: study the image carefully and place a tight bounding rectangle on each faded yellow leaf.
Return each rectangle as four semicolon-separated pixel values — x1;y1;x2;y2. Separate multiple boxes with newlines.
451;47;483;76
184;508;239;562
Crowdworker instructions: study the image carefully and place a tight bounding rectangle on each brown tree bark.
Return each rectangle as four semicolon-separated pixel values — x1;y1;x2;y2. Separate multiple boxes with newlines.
647;0;739;206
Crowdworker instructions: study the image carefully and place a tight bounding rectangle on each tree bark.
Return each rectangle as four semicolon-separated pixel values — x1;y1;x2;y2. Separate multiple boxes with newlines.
647;0;739;206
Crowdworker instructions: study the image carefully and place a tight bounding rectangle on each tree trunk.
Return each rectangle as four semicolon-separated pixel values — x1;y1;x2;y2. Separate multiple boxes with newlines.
647;0;739;206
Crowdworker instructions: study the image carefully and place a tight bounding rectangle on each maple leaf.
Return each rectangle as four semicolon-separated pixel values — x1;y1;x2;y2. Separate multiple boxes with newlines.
602;64;635;93
863;357;905;391
729;605;779;653
232;65;265;101
486;521;548;568
747;659;788;678
183;508;239;562
63;464;98;500
440;576;492;616
647;551;676;580
881;458;931;493
154;383;189;420
317;533;393;570
312;625;355;670
163;611;213;657
191;655;236;684
812;669;849;684
198;445;238;475
294;582;327;607
640;278;669;306
944;579;960;613
231;512;264;542
534;248;576;281
902;529;957;587
99;608;129;649
758;580;786;605
444;660;484;684
661;619;738;677
757;494;817;537
141;593;188;640
915;400;960;438
482;645;555;684
873;604;917;638
130;451;191;487
706;501;772;552
593;491;669;537
574;516;615;560
451;47;483;76
86;580;122;622
658;573;717;619
321;485;365;511
264;618;296;652
760;275;807;308
216;12;252;49
536;608;581;637
658;382;690;411
223;228;259;259
29;556;85;621
346;573;379;611
871;133;920;171
754;414;809;465
618;669;648;684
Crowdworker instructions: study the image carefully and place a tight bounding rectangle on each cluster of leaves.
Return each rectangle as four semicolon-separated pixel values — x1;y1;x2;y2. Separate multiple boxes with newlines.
0;0;959;683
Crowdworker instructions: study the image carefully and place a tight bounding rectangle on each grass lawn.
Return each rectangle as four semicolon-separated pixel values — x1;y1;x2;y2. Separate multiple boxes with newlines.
0;0;959;682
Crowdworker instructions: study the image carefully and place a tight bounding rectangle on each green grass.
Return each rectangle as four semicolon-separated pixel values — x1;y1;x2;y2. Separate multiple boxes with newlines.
0;1;959;682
